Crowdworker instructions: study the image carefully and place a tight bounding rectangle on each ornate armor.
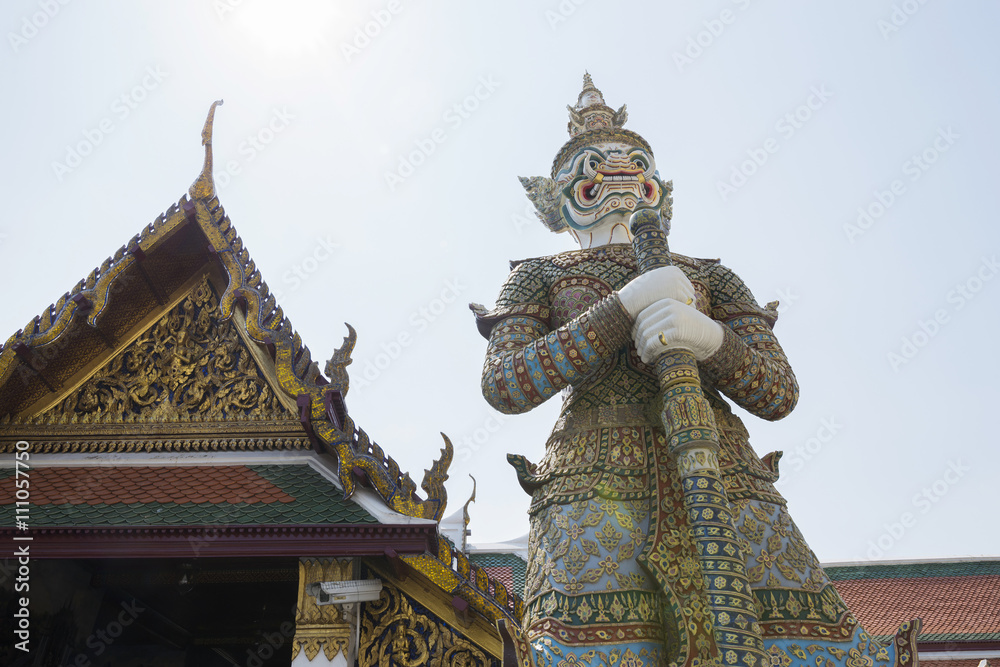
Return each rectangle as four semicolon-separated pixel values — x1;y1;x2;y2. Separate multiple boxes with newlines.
475;246;917;666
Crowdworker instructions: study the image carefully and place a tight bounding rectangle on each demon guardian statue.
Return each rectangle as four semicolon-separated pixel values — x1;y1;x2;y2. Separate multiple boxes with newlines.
471;74;918;667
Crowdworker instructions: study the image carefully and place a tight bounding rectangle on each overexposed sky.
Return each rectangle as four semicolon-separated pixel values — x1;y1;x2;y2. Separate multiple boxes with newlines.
2;1;998;561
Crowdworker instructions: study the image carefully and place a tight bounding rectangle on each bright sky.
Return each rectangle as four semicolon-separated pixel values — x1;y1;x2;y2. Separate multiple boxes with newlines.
2;1;998;562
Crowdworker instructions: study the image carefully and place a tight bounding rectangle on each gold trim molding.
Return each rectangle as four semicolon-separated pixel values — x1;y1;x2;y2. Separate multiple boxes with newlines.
293;557;355;662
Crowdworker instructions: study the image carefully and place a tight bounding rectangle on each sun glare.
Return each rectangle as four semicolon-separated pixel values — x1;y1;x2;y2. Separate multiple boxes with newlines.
227;0;344;57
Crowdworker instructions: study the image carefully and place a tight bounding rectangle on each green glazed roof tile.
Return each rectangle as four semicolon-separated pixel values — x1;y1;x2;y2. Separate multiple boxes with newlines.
826;560;1000;580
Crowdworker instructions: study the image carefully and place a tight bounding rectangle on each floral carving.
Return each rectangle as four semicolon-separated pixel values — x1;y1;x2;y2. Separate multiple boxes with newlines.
359;582;497;667
51;276;289;422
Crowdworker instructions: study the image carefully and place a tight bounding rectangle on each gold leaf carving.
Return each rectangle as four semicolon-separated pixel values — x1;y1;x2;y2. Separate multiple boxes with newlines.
359;581;495;667
45;277;291;423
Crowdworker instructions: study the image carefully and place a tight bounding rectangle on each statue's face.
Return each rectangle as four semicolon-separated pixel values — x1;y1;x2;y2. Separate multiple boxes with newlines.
554;139;664;232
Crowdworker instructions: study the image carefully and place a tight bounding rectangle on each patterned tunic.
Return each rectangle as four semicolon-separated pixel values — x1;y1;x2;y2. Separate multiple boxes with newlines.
475;244;917;667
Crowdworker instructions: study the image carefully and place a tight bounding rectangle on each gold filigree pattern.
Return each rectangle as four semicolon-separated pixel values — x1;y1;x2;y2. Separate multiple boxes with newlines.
359;580;498;667
45;276;290;423
534;643;660;667
735;501;825;593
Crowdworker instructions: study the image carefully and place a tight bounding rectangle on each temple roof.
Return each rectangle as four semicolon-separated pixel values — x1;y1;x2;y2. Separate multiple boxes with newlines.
468;551;527;601
828;559;1000;646
0;103;448;523
0;102;523;629
0;464;376;527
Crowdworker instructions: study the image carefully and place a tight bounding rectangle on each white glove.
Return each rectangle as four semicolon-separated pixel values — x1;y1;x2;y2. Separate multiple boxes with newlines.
632;299;725;363
618;266;696;319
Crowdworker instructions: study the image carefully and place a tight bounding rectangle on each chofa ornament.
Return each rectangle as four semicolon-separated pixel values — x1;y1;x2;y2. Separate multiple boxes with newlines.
473;74;920;667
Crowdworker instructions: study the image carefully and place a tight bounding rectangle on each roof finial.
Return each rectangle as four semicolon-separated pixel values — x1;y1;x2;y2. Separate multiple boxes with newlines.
189;100;224;201
460;475;477;552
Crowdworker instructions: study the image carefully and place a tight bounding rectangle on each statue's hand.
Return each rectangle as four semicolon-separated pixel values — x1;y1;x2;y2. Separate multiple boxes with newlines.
618;266;695;318
632;299;725;363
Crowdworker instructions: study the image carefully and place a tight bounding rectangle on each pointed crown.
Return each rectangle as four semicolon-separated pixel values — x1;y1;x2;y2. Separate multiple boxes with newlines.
567;72;619;137
552;73;652;177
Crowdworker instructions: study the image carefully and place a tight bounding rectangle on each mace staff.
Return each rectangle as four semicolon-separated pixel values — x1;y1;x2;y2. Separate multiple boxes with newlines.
628;208;766;667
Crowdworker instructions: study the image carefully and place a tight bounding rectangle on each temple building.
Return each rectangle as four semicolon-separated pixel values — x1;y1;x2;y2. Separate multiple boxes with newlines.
0;102;519;667
826;559;1000;667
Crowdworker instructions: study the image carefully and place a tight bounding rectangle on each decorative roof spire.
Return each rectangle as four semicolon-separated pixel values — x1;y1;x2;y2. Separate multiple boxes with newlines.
460;475;476;552
566;72;628;137
189;99;224;201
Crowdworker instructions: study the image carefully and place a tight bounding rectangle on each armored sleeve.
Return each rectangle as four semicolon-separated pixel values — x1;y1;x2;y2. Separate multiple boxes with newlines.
473;259;632;415
698;263;799;421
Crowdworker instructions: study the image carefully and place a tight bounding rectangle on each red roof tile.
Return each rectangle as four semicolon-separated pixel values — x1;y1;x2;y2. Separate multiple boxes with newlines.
833;575;1000;638
0;466;295;505
481;565;515;597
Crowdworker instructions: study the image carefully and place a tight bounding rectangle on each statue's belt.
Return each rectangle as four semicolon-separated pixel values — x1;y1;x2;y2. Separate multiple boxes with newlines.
552;403;659;432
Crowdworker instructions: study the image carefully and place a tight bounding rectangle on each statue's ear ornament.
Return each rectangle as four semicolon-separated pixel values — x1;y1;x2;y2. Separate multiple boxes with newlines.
567;104;584;130
518;175;566;233
613;104;628;128
660;179;674;232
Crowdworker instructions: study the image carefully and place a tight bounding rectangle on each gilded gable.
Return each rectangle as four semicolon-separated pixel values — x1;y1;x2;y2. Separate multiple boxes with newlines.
46;276;291;424
1;275;310;454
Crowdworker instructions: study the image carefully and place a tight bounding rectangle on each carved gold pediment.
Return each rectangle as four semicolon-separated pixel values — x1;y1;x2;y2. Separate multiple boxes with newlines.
33;275;294;426
359;580;497;667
